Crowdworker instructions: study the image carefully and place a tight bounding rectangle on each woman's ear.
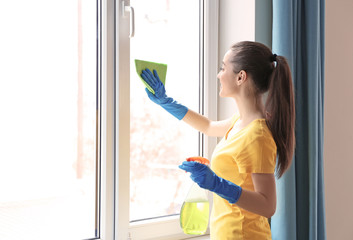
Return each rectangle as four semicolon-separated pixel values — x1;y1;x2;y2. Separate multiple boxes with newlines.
236;70;247;85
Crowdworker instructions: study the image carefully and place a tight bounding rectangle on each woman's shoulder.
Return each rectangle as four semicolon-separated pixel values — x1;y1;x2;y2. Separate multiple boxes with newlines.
245;119;276;146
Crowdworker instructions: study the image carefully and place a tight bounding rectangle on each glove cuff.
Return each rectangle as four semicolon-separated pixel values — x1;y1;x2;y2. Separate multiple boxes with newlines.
161;100;188;120
213;176;242;204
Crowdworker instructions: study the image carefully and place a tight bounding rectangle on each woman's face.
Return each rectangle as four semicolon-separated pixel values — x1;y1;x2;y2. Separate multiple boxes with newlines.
217;50;239;98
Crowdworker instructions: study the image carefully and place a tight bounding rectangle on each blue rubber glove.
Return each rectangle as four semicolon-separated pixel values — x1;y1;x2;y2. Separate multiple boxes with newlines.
140;68;188;120
179;161;242;204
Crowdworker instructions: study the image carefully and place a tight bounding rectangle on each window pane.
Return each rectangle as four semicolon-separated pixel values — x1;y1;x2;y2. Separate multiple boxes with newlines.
0;1;98;239
130;0;200;221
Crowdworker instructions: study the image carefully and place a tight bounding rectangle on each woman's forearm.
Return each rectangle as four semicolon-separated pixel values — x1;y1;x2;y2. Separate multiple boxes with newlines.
235;188;276;218
182;109;232;137
235;173;277;218
182;109;212;135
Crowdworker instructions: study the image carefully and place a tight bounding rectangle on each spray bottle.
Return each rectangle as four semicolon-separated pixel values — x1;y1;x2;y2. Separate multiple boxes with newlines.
180;157;210;235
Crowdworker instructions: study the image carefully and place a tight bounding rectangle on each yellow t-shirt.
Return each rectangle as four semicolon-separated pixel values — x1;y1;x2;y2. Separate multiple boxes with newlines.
210;114;277;240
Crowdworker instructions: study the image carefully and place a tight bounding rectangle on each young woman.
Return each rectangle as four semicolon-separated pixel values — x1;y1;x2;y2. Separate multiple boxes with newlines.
140;41;295;240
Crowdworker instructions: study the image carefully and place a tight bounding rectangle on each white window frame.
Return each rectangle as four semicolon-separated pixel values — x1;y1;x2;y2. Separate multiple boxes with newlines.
99;0;117;239
99;0;219;239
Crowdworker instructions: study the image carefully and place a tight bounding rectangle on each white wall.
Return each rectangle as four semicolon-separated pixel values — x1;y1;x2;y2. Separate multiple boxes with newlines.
324;1;353;239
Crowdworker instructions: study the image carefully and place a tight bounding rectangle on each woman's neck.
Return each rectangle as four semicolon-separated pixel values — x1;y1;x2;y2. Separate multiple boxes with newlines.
234;95;265;126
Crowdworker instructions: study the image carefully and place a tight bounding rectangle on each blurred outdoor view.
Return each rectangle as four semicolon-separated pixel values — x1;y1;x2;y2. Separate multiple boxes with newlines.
130;0;200;221
0;0;97;239
0;0;202;237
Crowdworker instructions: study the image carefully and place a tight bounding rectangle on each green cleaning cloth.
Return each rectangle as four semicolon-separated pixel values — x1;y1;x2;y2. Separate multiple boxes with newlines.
134;59;167;94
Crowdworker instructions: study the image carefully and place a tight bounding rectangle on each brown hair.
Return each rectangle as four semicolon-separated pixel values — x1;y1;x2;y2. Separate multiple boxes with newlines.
230;41;295;178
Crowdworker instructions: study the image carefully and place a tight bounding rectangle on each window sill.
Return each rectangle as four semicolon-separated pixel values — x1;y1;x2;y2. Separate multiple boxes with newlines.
187;236;210;240
129;215;210;240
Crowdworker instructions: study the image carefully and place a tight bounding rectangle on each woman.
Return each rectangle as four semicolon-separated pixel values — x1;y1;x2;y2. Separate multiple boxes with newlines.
140;41;295;240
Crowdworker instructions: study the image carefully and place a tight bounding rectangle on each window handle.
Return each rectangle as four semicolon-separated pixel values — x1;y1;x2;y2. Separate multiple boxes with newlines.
122;0;135;38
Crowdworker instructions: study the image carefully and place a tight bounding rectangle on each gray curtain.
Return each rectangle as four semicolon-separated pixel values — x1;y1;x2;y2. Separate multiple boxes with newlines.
270;0;326;239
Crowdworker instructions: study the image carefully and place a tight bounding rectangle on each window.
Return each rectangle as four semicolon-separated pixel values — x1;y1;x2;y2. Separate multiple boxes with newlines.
0;0;99;239
0;0;219;239
115;0;219;239
129;0;200;222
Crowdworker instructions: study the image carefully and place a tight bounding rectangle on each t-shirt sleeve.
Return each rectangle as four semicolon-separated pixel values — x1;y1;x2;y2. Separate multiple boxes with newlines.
234;135;277;174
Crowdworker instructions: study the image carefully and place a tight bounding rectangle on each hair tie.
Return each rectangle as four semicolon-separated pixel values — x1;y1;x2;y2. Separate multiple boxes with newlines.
270;54;277;62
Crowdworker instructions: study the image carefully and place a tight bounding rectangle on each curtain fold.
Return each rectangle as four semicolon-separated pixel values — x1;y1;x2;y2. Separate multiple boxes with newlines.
271;1;326;239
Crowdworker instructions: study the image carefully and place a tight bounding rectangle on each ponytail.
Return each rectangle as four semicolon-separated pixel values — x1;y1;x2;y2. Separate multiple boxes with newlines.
230;41;295;178
265;56;295;178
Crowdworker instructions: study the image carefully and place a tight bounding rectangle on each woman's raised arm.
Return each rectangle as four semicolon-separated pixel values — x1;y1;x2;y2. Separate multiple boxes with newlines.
182;109;233;137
